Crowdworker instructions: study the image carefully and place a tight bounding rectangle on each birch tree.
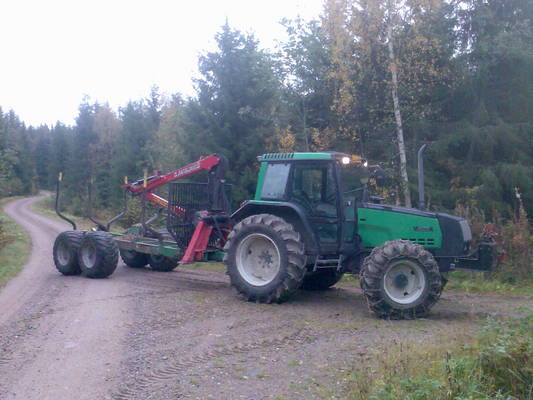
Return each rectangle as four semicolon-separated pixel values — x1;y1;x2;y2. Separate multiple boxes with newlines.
322;0;453;207
386;0;411;207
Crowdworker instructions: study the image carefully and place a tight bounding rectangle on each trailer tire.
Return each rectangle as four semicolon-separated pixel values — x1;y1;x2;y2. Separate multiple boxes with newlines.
78;231;119;278
223;214;306;303
148;255;178;272
302;269;343;290
360;239;442;319
120;250;148;268
53;230;84;275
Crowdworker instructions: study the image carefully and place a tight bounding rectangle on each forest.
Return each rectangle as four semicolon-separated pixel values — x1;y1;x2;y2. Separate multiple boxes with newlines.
0;0;531;222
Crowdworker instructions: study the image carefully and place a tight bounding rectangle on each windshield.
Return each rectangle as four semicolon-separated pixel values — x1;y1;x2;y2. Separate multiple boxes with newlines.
340;164;368;201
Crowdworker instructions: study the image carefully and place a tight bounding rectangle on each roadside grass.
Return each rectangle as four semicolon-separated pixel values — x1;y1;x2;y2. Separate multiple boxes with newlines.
338;270;532;296
321;314;532;400
0;197;31;288
446;270;533;296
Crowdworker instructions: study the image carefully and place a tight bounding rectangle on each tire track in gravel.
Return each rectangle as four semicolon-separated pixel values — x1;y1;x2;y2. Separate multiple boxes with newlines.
112;328;315;400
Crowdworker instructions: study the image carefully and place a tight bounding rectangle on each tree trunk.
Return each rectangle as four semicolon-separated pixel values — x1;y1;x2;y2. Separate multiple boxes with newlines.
387;20;411;208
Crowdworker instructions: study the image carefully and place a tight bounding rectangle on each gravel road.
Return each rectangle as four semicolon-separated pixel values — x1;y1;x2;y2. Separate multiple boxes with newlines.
0;195;531;400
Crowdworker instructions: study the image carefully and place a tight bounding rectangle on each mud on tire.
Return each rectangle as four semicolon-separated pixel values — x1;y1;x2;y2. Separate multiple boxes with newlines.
223;214;306;303
120;250;148;268
148;255;178;272
360;239;442;319
301;269;343;291
78;231;119;278
53;230;84;275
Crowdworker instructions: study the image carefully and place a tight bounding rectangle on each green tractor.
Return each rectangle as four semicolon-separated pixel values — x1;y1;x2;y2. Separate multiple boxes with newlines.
224;151;495;319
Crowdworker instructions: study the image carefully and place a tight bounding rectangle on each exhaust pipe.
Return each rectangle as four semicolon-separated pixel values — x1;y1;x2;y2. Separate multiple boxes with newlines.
417;144;427;211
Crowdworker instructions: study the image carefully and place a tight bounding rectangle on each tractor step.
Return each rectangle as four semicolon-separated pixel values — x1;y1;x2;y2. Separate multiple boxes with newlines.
313;256;342;271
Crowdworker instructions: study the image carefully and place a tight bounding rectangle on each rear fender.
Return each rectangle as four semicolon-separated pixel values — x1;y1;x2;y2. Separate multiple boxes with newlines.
231;201;320;255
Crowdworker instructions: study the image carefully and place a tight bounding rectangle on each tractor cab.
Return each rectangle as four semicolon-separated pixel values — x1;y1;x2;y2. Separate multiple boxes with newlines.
240;152;367;257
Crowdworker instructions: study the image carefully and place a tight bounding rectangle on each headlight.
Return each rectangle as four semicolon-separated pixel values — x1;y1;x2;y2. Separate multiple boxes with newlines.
341;156;350;165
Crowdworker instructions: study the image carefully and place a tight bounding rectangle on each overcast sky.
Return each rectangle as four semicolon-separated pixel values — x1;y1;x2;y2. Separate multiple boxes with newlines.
0;0;323;127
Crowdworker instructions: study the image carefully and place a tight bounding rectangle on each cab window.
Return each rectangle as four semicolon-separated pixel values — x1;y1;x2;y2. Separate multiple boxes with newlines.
260;163;290;200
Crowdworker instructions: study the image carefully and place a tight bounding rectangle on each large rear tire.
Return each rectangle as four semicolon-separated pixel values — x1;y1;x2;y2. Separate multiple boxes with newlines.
78;231;119;278
223;214;306;303
360;239;442;319
301;269;343;290
120;250;148;268
148;255;178;272
53;230;84;275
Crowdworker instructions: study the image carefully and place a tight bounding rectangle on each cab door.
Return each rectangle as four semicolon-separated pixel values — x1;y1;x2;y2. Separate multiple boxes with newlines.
287;162;341;253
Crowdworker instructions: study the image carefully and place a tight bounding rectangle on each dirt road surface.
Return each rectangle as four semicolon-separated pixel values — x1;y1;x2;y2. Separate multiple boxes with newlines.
1;195;531;399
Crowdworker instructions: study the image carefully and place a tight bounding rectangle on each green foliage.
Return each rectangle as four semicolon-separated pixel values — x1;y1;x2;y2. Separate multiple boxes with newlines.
0;198;32;287
179;23;281;204
454;191;531;280
342;315;532;400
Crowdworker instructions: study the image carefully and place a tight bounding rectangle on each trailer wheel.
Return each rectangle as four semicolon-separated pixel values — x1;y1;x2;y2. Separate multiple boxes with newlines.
148;255;178;272
360;240;442;319
120;250;148;268
78;231;119;278
301;269;343;290
53;230;84;275
223;214;306;303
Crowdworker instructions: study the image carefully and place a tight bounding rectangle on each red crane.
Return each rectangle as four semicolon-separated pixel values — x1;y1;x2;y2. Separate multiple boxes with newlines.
122;154;230;263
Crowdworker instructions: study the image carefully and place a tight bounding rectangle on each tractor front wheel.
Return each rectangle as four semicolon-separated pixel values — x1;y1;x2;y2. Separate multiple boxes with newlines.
360;240;442;319
78;231;119;278
148;255;178;272
223;214;306;303
53;230;84;275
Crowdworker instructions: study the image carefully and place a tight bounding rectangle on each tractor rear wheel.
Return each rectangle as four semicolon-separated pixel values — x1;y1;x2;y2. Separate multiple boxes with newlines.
301;269;343;290
53;230;84;275
78;231;119;278
148;255;178;272
223;214;306;303
120;249;148;268
360;239;442;319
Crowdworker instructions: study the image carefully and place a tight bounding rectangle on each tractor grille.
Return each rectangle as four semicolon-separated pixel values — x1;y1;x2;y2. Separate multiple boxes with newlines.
167;182;231;249
401;238;436;247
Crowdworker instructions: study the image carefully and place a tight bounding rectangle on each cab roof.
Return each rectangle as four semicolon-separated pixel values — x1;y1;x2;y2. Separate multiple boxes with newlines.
257;152;349;162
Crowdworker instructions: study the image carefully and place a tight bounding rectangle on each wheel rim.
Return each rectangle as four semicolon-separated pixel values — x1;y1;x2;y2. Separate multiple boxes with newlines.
57;241;71;265
81;242;97;268
236;233;281;286
383;259;426;304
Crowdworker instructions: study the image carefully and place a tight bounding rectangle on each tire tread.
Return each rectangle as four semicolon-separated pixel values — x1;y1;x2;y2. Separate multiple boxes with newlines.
79;231;118;279
360;239;443;319
224;214;306;303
